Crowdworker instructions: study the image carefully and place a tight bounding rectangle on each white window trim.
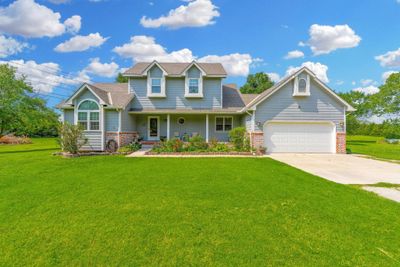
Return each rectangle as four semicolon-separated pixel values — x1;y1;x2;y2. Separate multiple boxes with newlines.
215;116;233;132
185;75;203;98
147;116;160;140
293;75;310;96
147;74;166;98
75;99;101;132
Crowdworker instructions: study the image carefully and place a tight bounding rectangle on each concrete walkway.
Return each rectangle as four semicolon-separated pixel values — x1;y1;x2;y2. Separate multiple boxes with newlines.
268;153;400;202
363;186;400;203
126;145;152;157
268;153;400;185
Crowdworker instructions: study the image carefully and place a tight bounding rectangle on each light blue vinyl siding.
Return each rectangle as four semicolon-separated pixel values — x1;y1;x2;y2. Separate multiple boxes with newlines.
121;106;136;132
149;65;163;78
187;66;201;78
254;77;345;132
130;77;222;109
81;131;102;151
64;110;74;124
105;110;119;131
73;89;99;106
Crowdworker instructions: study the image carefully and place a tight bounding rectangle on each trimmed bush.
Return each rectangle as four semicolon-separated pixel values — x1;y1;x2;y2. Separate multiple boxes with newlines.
187;135;208;151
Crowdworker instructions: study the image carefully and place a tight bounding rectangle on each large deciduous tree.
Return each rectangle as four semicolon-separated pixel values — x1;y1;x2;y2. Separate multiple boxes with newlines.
0;64;59;136
370;72;400;116
240;72;275;94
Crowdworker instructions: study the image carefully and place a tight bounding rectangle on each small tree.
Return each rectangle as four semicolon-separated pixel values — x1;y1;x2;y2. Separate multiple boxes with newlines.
240;72;274;94
115;73;129;83
229;127;250;151
58;123;87;154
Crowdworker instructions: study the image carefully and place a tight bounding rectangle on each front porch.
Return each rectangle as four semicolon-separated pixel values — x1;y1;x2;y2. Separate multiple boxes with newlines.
130;113;242;142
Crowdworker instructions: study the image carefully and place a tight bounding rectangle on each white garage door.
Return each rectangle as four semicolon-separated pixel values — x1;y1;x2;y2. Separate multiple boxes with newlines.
264;122;335;153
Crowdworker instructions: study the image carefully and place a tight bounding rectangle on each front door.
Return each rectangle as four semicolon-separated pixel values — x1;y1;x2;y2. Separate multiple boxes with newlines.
148;116;160;140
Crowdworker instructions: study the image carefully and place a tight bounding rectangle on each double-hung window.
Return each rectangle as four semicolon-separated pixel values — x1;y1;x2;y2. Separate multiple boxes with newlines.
77;100;100;131
215;116;233;132
151;78;162;94
189;78;199;94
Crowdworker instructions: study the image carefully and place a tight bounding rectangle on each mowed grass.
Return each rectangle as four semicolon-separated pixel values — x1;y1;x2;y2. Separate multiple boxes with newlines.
347;135;400;161
1;139;400;266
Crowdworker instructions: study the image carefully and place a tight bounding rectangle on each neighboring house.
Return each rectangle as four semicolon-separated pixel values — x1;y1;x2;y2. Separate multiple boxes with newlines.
57;61;355;153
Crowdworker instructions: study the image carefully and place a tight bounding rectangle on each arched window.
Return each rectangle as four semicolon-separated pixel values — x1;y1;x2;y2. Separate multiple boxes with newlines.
298;78;307;93
77;100;100;130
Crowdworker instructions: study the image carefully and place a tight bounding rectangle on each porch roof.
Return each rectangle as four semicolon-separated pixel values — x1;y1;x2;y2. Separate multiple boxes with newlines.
128;108;242;114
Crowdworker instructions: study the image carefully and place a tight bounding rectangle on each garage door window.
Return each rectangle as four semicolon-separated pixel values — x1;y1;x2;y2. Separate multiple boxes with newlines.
215;116;233;132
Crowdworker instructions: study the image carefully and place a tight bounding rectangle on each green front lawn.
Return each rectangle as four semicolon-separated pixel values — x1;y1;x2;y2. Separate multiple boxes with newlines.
347;135;400;161
1;139;400;266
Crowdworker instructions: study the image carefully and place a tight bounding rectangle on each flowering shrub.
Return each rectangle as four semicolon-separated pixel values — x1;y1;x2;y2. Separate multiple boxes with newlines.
229;127;251;151
151;135;241;153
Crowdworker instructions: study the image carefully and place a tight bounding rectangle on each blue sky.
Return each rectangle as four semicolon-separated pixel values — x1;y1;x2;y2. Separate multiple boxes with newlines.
1;0;400;107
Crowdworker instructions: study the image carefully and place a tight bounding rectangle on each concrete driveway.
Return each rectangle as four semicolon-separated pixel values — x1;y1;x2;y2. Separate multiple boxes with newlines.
268;154;400;185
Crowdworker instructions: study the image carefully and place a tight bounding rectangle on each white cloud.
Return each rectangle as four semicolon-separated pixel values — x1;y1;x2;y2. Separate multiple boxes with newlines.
64;15;81;34
0;35;29;58
266;72;281;83
0;0;79;38
375;48;400;67
113;35;258;76
140;0;220;29
199;54;253;76
284;50;304;59
382;71;398;81
54;33;108;52
304;24;361;55
82;58;119;78
0;59;79;93
352;85;379;95
286;61;329;83
360;79;376;86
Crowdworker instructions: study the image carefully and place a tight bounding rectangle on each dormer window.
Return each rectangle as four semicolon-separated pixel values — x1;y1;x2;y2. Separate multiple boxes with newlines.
189;78;199;94
293;74;310;96
185;65;203;98
151;78;162;94
147;65;166;98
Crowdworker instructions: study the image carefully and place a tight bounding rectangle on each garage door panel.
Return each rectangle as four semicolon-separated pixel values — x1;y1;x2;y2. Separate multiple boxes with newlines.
264;122;335;153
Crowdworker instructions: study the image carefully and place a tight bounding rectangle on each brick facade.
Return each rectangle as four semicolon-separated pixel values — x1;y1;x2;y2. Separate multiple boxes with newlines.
105;131;139;148
336;132;346;154
250;132;264;149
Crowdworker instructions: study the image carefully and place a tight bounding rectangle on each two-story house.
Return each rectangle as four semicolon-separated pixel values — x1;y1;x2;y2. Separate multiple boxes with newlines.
58;60;354;153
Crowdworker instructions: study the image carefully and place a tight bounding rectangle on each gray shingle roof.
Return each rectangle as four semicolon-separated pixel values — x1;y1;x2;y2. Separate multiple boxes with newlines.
222;85;258;109
92;83;133;108
124;62;227;76
57;83;133;109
